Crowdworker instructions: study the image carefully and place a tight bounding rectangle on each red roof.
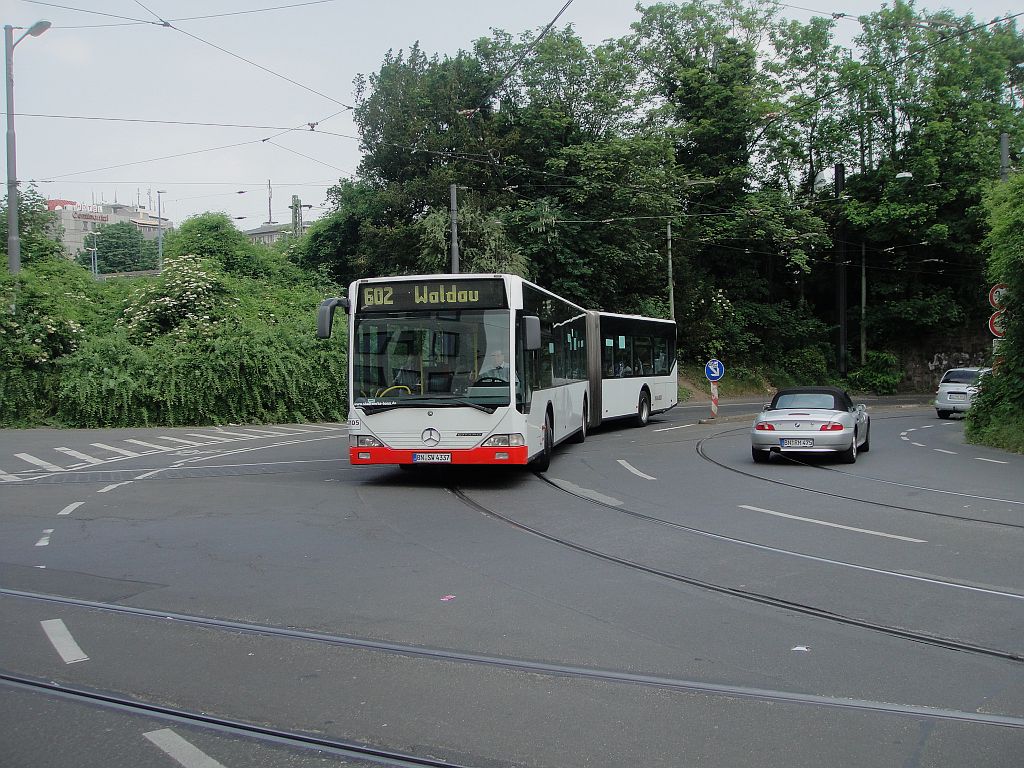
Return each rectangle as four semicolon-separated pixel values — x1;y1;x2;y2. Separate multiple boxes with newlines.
47;199;78;211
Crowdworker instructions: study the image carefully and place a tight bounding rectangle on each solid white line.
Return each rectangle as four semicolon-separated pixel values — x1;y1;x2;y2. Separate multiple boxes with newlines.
55;447;103;464
653;423;696;432
617;459;657;480
975;457;1009;465
126;439;173;451
90;442;141;458
14;453;64;472
738;505;926;543
156;436;205;446
97;482;131;493
35;529;54;547
134;469;168;480
143;729;226;768
40;619;89;664
58;502;85;516
934;449;957;455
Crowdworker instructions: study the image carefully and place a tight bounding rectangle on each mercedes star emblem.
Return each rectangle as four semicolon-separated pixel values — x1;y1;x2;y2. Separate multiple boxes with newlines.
422;428;441;446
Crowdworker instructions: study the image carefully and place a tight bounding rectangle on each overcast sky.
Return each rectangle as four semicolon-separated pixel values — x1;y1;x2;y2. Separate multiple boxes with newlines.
3;0;1018;229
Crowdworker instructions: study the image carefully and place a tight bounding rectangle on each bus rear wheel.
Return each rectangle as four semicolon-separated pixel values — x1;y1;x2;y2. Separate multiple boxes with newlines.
569;400;588;444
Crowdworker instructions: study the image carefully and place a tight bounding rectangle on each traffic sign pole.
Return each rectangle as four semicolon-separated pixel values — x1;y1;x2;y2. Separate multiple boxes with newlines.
704;358;725;421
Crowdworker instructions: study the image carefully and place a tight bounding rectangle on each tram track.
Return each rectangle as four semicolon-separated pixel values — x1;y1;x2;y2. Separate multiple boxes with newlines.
0;672;473;768
694;426;1024;530
449;485;1024;664
2;588;1023;730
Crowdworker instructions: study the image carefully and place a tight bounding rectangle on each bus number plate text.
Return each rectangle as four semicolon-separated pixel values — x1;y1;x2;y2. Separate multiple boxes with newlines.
413;453;452;463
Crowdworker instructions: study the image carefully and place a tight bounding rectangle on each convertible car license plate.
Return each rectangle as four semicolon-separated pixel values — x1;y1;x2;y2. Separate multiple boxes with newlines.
781;438;814;448
413;452;451;463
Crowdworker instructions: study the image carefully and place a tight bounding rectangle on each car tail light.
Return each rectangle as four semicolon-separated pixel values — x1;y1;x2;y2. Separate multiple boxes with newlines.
755;423;776;431
819;422;844;431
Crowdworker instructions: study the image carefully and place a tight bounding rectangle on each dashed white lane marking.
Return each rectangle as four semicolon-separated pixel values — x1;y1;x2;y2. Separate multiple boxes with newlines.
55;447;103;464
921;425;934;429
134;469;168;480
157;436;205;446
240;428;293;437
206;430;260;439
617;459;657;480
975;457;1009;465
125;439;173;451
738;505;927;543
14;453;65;472
97;482;132;493
40;619;89;664
547;478;623;507
187;433;232;442
653;423;696;432
912;442;926;447
35;529;54;546
143;729;227;768
90;442;141;458
934;449;957;455
58;502;85;516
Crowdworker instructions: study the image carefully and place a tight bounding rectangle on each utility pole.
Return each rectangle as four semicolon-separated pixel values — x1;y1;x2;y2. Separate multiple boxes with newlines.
1000;133;1010;182
835;163;848;376
449;183;459;274
264;179;276;224
667;221;674;320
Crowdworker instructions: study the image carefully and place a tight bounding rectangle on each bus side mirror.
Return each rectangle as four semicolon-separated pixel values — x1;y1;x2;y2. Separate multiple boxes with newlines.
523;315;541;351
317;297;349;339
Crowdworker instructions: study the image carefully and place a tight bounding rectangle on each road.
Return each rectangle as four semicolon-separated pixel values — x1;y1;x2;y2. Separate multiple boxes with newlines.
1;401;1022;767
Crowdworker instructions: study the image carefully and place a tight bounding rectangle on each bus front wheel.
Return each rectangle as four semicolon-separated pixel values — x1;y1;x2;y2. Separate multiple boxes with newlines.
635;392;651;427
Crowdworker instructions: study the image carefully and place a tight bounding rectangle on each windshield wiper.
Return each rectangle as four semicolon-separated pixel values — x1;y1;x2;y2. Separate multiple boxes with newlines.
357;397;497;415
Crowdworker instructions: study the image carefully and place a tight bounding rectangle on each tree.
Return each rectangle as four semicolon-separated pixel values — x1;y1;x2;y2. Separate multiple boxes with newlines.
74;221;157;273
0;186;65;264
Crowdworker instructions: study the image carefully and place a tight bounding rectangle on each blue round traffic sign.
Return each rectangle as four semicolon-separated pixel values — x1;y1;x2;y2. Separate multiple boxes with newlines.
705;359;725;382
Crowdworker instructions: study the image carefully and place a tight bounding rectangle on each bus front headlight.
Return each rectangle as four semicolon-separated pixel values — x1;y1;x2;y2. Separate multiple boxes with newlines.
482;433;526;447
350;435;383;448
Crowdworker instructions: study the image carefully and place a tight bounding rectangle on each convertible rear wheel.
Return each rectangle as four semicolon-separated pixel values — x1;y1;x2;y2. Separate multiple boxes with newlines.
752;448;770;464
839;432;858;464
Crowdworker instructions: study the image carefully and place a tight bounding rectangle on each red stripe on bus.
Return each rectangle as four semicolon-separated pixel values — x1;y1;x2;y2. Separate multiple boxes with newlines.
349;446;531;466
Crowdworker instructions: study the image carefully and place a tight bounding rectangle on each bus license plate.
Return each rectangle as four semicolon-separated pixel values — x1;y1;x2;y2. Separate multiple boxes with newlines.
781;438;814;448
413;453;452;463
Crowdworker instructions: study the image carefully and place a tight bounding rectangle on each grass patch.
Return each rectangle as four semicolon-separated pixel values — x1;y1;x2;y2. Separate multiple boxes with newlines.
965;410;1024;454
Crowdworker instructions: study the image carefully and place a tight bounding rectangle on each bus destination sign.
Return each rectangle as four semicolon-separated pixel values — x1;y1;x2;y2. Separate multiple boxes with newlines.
358;279;507;312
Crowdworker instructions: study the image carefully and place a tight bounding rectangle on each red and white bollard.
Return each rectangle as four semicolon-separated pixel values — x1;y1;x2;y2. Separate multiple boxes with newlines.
710;381;719;419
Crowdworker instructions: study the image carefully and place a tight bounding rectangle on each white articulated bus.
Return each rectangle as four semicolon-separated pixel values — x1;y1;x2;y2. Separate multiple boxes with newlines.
317;274;677;470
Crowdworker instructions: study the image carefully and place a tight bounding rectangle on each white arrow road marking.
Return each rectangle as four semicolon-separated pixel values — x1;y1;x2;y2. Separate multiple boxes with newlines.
738;505;926;543
40;619;89;664
144;729;227;768
617;459;657;480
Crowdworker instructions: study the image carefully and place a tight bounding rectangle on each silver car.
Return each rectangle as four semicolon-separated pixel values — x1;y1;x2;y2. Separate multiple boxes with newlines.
751;386;870;464
935;367;989;419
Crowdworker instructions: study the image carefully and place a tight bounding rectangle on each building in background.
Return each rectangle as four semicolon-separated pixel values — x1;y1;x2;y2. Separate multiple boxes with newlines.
47;200;172;258
243;221;310;246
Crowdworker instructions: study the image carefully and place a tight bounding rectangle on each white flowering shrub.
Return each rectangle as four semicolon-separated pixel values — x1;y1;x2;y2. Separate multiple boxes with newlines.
117;252;226;342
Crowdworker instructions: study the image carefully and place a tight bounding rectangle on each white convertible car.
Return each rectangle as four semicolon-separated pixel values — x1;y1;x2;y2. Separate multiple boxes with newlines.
751;386;870;464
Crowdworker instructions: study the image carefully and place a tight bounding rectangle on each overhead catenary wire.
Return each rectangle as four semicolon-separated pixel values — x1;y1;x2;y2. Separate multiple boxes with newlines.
30;0;339;28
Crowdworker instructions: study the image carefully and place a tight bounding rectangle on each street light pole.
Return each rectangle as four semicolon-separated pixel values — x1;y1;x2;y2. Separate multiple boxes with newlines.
5;21;50;278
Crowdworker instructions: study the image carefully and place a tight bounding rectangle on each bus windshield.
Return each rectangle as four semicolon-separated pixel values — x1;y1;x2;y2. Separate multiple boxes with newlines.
352;310;511;410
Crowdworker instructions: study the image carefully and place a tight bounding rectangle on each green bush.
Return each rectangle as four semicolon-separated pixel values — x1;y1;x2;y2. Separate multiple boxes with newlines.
846;350;901;394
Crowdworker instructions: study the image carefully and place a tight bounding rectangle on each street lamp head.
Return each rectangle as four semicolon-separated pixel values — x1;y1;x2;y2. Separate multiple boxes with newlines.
27;21;51;37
